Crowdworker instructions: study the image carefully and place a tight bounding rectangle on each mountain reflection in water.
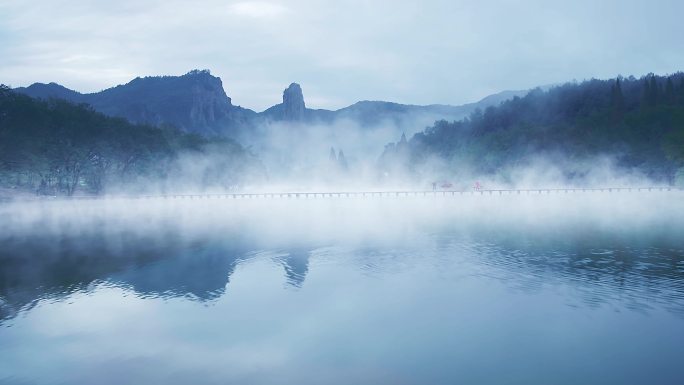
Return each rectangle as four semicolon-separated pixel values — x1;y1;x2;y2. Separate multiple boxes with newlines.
1;225;683;322
0;233;317;320
1;196;684;385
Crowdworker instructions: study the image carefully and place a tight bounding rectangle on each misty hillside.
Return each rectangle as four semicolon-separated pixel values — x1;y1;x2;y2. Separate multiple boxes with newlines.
15;70;527;136
15;70;257;136
0;86;263;197
332;90;534;129
380;73;684;185
335;101;469;127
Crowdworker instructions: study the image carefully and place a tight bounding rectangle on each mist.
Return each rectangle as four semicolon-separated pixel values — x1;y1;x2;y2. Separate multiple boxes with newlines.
3;189;683;250
4;0;684;382
4;110;684;385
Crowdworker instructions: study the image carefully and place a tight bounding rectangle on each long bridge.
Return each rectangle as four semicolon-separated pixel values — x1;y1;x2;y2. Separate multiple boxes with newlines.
90;186;681;200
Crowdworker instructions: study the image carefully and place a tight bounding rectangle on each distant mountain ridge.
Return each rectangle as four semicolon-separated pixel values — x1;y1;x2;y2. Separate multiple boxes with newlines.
14;70;530;136
15;70;256;135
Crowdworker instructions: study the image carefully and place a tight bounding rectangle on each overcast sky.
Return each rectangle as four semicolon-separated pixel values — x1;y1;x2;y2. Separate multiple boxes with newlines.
1;0;682;111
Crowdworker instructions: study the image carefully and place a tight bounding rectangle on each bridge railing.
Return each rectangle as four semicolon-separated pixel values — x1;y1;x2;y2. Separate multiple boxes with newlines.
52;186;679;200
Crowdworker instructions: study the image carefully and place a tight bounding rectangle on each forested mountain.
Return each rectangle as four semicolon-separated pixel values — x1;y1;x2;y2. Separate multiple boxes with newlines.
0;86;264;197
380;73;684;186
15;69;684;190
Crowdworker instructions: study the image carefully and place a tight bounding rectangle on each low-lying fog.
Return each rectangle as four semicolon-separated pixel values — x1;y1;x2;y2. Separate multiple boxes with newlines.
237;119;667;192
3;191;683;248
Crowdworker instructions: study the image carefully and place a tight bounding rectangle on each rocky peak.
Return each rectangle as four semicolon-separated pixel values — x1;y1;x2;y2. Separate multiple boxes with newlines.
180;69;233;107
282;83;306;121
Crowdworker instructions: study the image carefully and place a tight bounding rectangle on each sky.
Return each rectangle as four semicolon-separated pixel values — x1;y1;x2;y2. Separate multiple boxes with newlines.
0;0;683;111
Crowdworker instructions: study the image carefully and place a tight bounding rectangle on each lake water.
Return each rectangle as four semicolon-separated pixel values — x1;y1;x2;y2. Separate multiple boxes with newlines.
1;193;684;384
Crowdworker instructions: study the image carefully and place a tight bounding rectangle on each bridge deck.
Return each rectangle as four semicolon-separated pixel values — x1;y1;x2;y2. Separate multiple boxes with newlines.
85;187;681;200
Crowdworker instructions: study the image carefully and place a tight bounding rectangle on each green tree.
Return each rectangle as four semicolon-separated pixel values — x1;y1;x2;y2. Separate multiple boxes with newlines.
665;77;675;106
611;78;625;120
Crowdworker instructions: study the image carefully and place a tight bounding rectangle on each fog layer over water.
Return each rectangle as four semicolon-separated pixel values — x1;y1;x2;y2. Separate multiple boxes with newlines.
1;192;684;384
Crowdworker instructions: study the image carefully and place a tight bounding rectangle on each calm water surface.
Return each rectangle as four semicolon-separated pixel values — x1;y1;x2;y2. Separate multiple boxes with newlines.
1;195;683;384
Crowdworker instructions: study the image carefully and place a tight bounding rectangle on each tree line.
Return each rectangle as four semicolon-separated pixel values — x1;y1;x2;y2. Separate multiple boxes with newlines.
0;86;264;196
381;73;684;185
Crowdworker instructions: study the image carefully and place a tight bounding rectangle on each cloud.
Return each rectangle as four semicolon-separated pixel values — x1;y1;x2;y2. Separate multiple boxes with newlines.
229;2;289;19
0;0;683;110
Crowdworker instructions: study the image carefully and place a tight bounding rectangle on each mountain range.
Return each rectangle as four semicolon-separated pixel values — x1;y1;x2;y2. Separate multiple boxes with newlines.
14;69;529;137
